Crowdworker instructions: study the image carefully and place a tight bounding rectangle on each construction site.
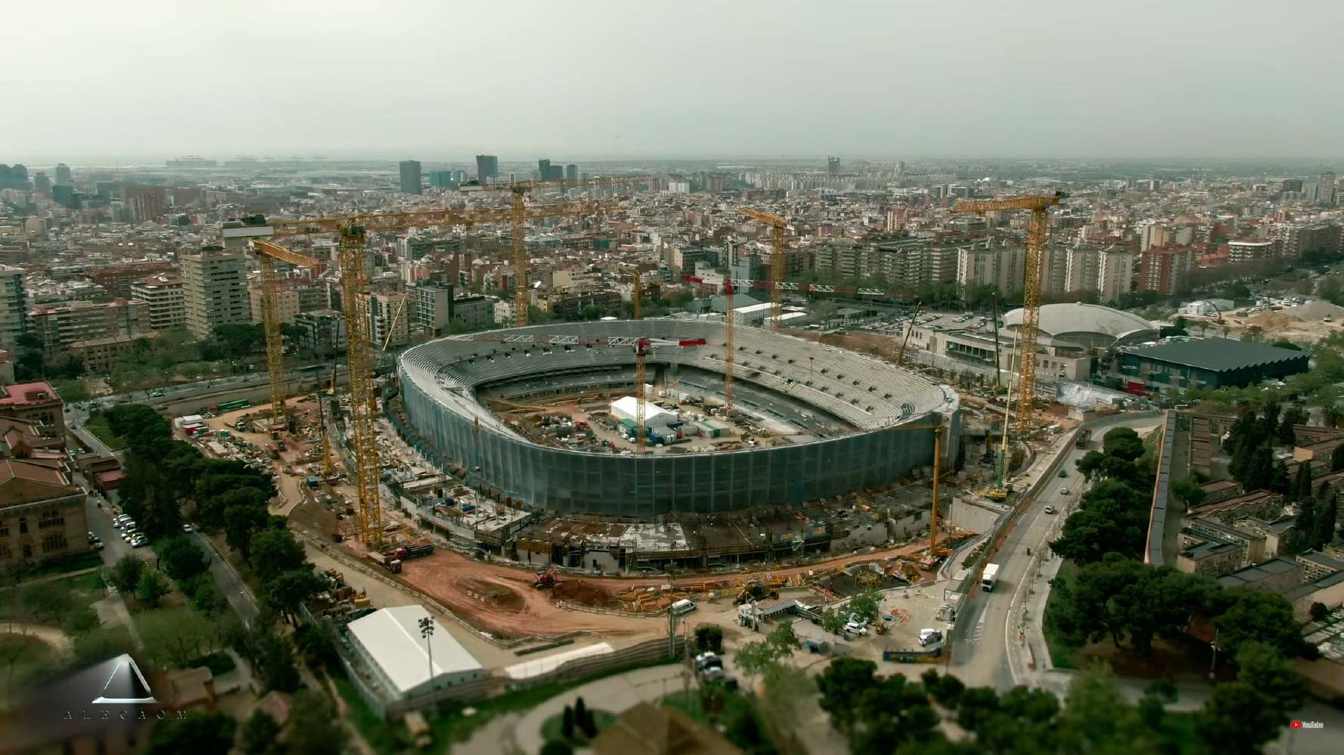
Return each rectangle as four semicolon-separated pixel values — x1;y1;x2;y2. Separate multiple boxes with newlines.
201;191;1078;654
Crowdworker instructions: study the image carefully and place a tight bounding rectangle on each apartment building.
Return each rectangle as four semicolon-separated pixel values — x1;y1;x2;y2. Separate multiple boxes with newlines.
130;273;186;331
413;285;493;337
89;262;176;299
1273;222;1341;258
1064;246;1100;295
0;265;28;352
1228;239;1281;265
248;280;301;325
292;309;346;355
956;241;1025;293
28;300;148;355
366;292;410;349
181;245;250;339
1097;248;1135;302
1138;246;1194;295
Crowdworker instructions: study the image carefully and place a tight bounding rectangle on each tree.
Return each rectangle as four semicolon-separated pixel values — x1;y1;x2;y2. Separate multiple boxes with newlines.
240;710;280;755
294;622;340;669
955;686;1001;732
816;657;878;733
1292;463;1314;503
249;529;307;581
146;711;237;755
140;607;222;668
846;588;883;624
1170;477;1207;509
224;503;270;558
765;620;799;656
695;624;724;654
110;554;145;593
1332;443;1344;472
576;696;597;738
1075;450;1107;481
819;608;847;635
1243;443;1275;491
158;536;209;581
1312;496;1338;548
264;569;325;624
1310;602;1330;622
850;674;938;755
562;705;575;740
1055;669;1162;755
921;669;964;708
190;577;226;616
135;570;170;608
241;629;301;693
1213;589;1303;659
1279;406;1307;445
1102;427;1145;461
540;742;574;755
1198;682;1288;755
286;689;348;755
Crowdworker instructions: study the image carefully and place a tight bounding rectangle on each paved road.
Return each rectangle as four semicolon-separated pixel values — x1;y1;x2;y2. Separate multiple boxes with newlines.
193;532;260;629
949;414;1162;690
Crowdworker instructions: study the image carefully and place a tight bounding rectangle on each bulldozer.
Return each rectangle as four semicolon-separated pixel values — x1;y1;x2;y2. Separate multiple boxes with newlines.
734;579;779;605
534;565;559;589
980;486;1008;502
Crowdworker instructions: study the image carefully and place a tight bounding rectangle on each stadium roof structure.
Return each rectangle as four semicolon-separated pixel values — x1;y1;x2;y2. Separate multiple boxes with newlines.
1118;337;1308;373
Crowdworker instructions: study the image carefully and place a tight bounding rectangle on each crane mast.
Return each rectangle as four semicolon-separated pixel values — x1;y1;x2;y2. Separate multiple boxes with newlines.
723;279;734;413
338;226;384;548
952;192;1066;433
253;239;321;431
740;209;789;330
632;269;646;451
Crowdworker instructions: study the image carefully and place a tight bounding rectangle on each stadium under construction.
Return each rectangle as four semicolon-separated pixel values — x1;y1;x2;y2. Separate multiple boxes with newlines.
396;320;961;521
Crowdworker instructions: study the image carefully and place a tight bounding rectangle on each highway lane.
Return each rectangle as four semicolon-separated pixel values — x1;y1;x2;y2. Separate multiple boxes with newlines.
949;413;1162;691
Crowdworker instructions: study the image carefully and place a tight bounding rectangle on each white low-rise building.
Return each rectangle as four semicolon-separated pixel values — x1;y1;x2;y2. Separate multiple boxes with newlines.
345;605;486;711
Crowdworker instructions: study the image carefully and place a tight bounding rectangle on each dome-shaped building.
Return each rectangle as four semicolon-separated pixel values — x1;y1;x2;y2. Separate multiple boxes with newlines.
1003;302;1158;351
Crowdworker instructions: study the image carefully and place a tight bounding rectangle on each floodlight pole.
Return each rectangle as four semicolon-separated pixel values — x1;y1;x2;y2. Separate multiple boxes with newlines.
419;616;435;688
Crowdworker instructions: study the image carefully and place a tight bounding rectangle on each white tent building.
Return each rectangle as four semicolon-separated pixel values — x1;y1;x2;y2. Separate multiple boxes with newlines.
609;395;679;432
346;605;485;709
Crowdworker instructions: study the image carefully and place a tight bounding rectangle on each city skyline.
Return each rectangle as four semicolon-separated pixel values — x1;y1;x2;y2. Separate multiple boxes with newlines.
4;1;1343;161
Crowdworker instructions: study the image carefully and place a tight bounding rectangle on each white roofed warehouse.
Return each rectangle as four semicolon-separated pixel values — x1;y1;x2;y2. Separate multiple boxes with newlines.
341;605;490;716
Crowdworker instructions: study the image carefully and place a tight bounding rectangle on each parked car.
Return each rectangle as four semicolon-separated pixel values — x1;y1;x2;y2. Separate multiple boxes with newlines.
182;523;194;533
918;628;944;647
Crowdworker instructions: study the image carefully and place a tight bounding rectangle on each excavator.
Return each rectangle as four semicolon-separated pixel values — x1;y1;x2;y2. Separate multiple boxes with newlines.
534;565;560;589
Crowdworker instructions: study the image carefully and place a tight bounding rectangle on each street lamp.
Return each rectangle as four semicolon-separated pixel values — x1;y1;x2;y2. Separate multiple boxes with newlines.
418;616;435;688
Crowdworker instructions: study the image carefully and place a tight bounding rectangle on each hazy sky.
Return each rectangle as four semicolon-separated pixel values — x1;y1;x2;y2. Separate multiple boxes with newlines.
3;1;1341;162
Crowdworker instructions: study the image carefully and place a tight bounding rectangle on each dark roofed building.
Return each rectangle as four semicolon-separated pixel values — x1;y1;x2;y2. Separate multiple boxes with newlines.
1116;337;1309;393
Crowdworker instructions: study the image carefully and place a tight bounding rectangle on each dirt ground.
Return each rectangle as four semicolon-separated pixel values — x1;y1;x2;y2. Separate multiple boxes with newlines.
394;539;938;639
398;556;666;640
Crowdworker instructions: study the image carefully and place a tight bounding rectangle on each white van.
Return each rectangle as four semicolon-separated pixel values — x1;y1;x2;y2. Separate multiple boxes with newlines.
670;599;697;616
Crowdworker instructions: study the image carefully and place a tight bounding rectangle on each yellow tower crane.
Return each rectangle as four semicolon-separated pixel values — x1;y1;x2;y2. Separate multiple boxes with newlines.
631;269;646;450
264;201;620;546
252;240;321;431
460;176;647;326
740;209;789;329
952;192;1067;432
266;208;502;547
